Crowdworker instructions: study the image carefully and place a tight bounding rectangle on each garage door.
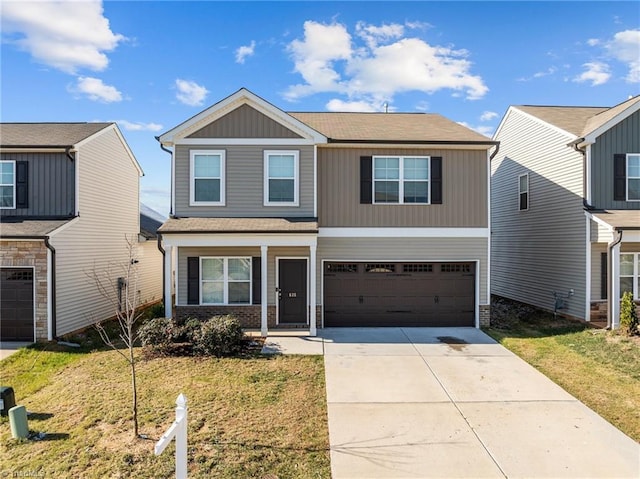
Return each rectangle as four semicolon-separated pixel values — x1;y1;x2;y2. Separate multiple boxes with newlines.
1;268;34;341
324;262;475;327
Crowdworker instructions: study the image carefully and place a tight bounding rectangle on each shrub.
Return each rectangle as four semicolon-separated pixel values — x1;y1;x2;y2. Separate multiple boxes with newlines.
174;318;202;343
192;315;244;357
145;302;166;320
620;291;639;336
138;317;175;351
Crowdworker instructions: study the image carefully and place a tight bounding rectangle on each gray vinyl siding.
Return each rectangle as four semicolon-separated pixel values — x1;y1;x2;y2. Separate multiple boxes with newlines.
317;237;489;304
591;110;640;209
491;109;587;319
187;104;303;139
318;147;488;227
174;144;315;217
0;152;74;217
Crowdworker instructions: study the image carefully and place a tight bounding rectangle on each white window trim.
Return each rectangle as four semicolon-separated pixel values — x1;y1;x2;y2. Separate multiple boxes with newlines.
626;153;640;202
263;150;299;207
518;173;529;211
190;150;225;206
0;160;16;210
620;252;640;300
372;155;430;205
200;257;252;305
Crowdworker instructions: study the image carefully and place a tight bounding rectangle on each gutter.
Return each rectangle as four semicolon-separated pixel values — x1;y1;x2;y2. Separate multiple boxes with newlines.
157;233;166;311
44;237;57;339
606;230;623;329
489;143;500;161
327;138;500;146
156;137;174;217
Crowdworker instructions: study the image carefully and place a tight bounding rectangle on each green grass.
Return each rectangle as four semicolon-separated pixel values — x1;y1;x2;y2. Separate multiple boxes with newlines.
1;339;330;478
485;317;640;442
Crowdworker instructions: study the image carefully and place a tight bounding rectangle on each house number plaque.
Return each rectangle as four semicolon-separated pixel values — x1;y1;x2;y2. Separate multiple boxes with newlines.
288;292;297;298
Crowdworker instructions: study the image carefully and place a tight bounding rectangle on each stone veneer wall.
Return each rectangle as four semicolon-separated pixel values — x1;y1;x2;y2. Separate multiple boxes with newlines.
479;305;491;327
0;240;48;341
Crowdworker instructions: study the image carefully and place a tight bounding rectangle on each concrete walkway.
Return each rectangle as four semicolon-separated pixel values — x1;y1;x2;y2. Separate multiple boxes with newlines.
0;341;32;360
264;327;640;478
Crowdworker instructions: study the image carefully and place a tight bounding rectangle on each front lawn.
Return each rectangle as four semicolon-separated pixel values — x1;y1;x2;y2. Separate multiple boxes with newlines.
0;342;330;478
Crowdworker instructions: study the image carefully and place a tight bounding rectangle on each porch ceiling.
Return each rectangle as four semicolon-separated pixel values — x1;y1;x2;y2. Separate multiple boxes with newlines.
592;210;640;231
158;217;318;234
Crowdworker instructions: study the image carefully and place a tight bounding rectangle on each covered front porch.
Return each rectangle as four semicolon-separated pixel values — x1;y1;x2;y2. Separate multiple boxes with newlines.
159;217;318;336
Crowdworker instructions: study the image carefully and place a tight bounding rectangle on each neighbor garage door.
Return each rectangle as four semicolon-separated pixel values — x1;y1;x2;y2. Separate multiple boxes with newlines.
0;268;34;341
324;262;475;327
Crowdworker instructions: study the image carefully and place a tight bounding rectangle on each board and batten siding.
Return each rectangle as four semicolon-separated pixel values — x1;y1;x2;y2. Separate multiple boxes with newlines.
317;237;489;304
491;109;587;319
0;152;74;217
174;144;315;217
317;147;488;227
591;110;640;210
49;128;147;336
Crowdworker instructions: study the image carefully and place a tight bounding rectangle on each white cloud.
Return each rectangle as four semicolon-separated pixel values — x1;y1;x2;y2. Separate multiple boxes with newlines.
235;40;256;64
480;111;498;122
326;98;380;112
573;62;611;86
285;20;488;105
587;38;600;46
457;121;493;138
116;120;163;132
175;79;209;106
1;0;125;74
72;76;122;102
606;29;640;83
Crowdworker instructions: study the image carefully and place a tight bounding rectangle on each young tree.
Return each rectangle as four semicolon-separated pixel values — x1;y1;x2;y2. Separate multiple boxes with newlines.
91;236;144;437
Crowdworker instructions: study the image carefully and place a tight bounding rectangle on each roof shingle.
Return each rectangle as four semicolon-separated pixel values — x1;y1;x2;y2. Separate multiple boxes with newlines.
158;217;318;234
0;123;112;147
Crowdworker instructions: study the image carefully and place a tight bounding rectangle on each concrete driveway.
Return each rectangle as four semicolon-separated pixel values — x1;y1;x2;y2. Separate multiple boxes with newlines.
321;327;640;479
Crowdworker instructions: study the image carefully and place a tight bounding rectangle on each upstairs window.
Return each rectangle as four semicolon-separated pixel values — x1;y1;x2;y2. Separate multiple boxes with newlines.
373;156;429;204
518;173;529;211
627;154;640;201
264;151;299;206
0;161;15;209
190;150;225;206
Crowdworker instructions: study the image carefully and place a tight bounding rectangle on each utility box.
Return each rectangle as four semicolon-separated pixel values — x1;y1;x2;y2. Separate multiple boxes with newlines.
1;386;16;416
9;405;29;439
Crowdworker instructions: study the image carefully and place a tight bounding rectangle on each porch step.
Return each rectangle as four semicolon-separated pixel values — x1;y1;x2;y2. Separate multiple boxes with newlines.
271;323;309;330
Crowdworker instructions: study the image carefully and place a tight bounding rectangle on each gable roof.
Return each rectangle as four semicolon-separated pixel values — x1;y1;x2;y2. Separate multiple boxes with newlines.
0;122;113;147
580;95;640;139
514;106;607;137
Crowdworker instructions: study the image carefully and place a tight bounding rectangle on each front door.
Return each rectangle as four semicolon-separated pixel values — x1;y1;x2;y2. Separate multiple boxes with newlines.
278;259;307;324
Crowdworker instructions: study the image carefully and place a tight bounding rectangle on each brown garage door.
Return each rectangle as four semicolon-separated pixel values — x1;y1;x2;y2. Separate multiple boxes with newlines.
1;268;34;341
324;262;475;327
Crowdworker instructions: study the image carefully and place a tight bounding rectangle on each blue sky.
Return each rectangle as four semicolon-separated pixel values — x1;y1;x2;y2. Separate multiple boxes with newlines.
1;1;639;217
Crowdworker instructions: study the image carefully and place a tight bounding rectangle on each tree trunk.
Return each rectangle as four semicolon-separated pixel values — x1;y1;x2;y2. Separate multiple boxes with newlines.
130;339;139;438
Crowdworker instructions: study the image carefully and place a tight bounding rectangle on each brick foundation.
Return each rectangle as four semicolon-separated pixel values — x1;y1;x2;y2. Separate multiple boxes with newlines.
479;304;491;327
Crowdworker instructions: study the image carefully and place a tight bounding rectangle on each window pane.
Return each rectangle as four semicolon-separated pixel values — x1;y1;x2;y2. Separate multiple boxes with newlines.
620;277;633;297
202;258;223;280
0;186;14;207
374;158;399;180
628;179;640;200
268;155;294;178
195;178;220;202
0;163;14;185
269;179;294;202
404;181;428;203
519;175;528;193
374;181;399;203
403;158;428;180
628;155;640;177
202;282;224;303
620;254;634;276
228;258;250;280
228;282;250;304
194;155;220;177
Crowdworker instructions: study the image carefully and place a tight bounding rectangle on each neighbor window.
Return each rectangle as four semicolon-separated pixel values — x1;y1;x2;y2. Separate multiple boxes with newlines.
264;151;299;206
373;156;429;204
201;257;251;304
0;161;15;209
627;154;640;201
518;173;529;210
190;150;225;205
620;253;640;299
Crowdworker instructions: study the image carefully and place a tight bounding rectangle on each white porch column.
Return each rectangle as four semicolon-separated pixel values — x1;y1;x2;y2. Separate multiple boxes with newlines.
164;245;173;319
611;242;621;329
261;245;268;336
309;244;317;336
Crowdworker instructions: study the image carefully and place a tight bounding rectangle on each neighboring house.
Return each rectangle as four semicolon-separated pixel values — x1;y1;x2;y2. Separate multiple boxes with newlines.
0;123;163;342
491;96;640;328
157;88;496;335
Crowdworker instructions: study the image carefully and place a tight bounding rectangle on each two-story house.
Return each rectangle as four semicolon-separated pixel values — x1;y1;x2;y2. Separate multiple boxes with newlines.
0;123;163;342
491;95;640;328
157;88;497;335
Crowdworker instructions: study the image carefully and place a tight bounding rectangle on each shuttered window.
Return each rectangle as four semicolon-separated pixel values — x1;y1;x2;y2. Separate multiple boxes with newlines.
0;161;15;209
627;154;640;201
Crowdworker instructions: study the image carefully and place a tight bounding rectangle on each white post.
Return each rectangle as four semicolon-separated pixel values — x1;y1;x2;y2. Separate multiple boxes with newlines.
164;245;173;319
175;394;188;479
611;242;621;329
309;244;317;336
261;245;268;337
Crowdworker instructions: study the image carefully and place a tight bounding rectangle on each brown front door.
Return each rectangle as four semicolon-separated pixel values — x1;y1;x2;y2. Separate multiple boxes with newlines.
0;268;34;341
278;259;307;324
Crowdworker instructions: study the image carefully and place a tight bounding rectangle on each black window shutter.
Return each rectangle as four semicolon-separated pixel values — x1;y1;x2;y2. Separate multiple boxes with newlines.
360;156;372;204
600;252;608;300
613;153;626;201
16;161;28;209
252;257;261;305
431;157;442;204
187;257;199;305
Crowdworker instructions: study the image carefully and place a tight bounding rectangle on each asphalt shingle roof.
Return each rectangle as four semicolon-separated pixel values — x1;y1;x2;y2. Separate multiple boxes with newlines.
0;123;112;147
592;210;640;230
159;217;318;234
0;218;73;237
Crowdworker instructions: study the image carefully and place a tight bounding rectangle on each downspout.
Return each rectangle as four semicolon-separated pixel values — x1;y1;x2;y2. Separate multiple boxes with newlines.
157;233;166;310
156;137;174;217
44;237;57;340
606;230;623;329
489;143;500;161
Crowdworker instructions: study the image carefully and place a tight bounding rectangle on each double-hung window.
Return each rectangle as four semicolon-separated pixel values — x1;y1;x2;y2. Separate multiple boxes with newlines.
190;150;225;205
0;161;15;209
518;173;529;211
264;150;299;206
627;154;640;201
201;257;251;304
373;156;429;204
620;253;640;299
